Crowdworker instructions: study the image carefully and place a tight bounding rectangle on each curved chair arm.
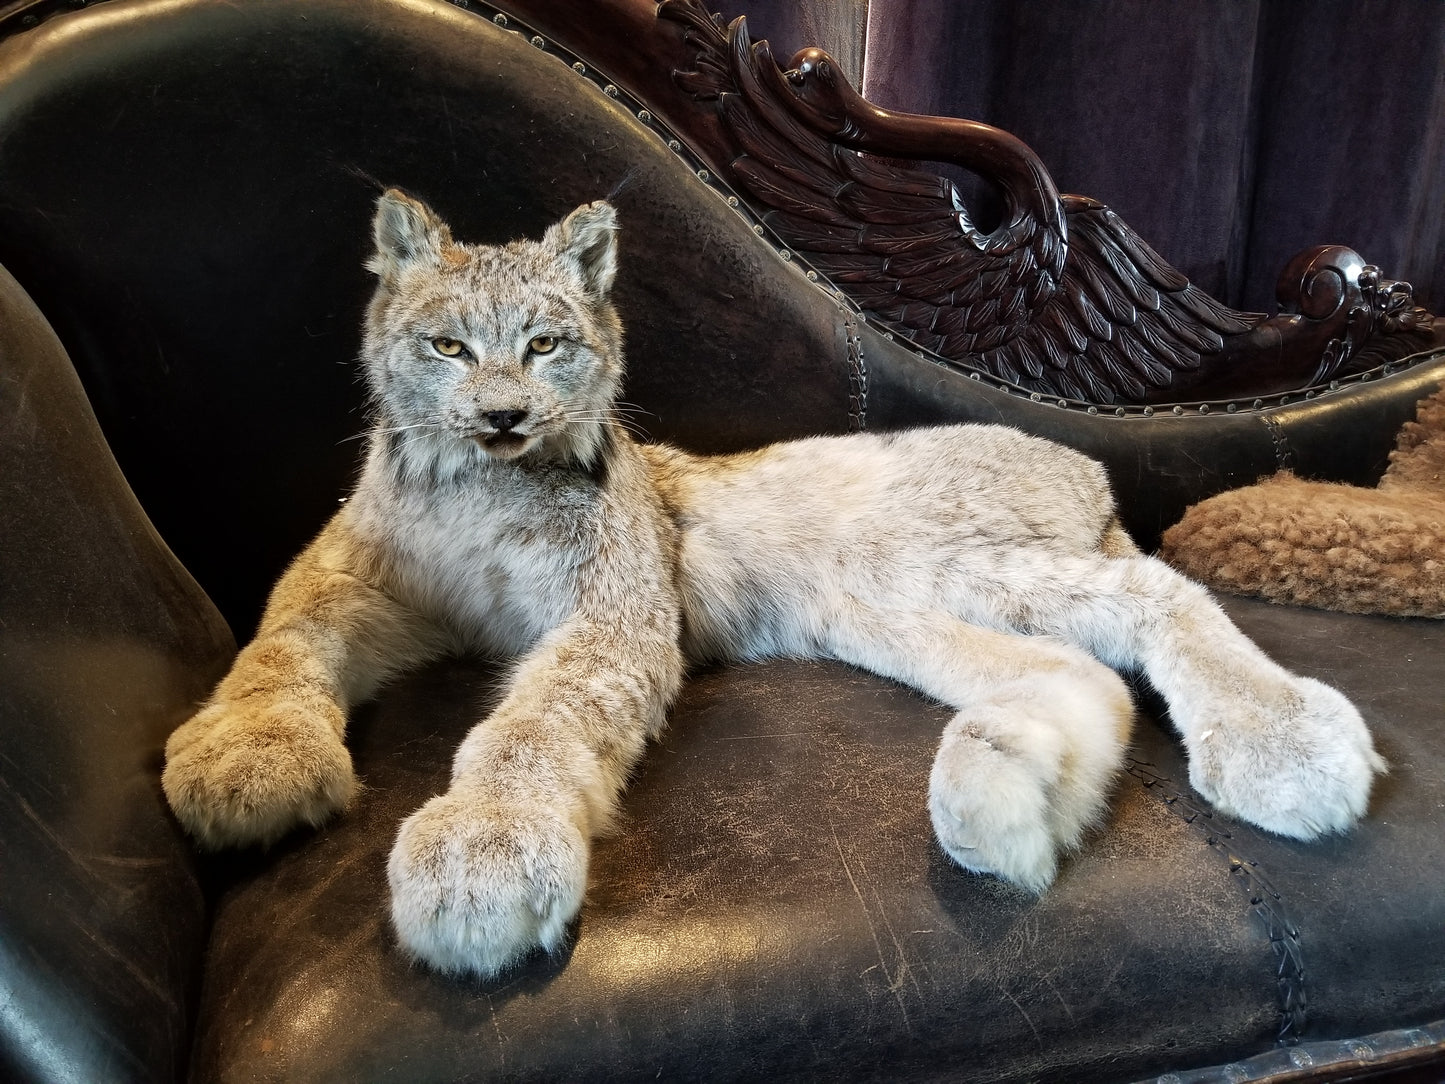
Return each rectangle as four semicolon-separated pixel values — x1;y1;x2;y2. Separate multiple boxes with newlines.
0;262;235;1084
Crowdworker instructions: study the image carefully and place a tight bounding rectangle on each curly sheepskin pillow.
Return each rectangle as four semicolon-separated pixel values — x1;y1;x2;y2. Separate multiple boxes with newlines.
1161;383;1445;617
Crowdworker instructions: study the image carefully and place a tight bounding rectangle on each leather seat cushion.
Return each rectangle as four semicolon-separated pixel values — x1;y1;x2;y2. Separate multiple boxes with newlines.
188;599;1445;1083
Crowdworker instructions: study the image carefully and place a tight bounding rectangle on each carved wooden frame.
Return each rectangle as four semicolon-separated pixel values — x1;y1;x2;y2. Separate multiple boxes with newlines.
658;0;1443;406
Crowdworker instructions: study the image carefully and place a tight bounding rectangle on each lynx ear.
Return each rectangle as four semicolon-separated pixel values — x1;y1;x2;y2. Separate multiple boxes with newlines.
546;201;619;296
367;189;453;284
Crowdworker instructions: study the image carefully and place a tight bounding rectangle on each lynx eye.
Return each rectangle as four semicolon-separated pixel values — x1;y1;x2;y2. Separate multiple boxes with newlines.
528;335;558;356
431;337;469;358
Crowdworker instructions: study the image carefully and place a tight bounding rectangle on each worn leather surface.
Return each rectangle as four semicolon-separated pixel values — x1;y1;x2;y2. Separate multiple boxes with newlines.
1;2;1443;1082
0;263;236;1083
189;601;1445;1083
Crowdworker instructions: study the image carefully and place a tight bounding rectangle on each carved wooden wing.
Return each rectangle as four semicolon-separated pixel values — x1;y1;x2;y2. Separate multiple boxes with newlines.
660;1;1440;405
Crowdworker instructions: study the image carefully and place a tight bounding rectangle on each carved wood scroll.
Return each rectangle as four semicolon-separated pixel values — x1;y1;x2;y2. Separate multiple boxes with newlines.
659;0;1442;406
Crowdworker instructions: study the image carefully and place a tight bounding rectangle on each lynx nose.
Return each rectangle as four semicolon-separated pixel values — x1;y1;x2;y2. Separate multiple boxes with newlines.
484;409;527;432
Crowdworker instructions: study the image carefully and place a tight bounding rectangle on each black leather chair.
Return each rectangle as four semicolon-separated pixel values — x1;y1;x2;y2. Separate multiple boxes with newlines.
2;2;1442;1081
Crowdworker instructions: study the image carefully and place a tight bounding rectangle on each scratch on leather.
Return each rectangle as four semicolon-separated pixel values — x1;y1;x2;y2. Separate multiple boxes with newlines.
830;821;913;1032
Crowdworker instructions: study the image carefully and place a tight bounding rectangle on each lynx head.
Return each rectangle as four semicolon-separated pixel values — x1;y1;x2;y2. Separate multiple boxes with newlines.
361;189;625;475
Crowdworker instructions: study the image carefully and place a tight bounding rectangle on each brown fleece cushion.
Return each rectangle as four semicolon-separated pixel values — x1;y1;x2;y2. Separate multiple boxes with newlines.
1161;385;1445;617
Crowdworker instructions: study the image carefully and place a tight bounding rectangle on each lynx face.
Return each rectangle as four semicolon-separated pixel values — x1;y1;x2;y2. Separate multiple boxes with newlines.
361;190;625;472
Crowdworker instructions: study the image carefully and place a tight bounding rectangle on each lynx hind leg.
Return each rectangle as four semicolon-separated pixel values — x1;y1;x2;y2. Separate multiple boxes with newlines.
928;637;1134;892
1184;674;1385;839
1044;554;1387;840
1137;585;1387;839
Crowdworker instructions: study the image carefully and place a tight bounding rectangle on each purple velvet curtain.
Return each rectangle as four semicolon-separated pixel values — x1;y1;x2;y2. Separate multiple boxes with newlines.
736;0;1445;314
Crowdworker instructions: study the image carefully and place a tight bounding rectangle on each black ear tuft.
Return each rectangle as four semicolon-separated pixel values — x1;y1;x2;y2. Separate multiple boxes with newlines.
367;189;453;284
546;201;619;296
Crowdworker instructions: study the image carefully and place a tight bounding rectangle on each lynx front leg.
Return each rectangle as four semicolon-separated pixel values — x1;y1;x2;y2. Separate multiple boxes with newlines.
989;553;1386;839
822;602;1134;892
162;522;444;848
387;612;683;977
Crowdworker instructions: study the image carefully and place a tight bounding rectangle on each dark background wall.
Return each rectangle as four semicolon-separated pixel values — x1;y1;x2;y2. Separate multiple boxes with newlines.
737;0;1445;316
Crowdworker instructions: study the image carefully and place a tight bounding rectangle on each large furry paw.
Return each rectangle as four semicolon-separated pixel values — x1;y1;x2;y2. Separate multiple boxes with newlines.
162;699;356;849
929;659;1133;894
929;711;1059;893
1186;675;1385;839
388;788;588;977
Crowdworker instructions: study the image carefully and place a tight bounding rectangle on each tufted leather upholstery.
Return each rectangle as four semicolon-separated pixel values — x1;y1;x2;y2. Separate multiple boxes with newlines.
1;1;1442;1081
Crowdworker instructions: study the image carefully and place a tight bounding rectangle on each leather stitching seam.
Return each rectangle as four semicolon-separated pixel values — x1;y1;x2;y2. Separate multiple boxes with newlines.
845;311;868;432
1127;758;1307;1045
1259;414;1296;472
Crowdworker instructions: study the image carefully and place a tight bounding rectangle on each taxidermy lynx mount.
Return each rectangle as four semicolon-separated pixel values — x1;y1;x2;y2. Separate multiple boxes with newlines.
162;189;1385;977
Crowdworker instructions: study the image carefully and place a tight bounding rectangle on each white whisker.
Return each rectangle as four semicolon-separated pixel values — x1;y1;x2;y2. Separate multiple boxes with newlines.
562;410;650;436
555;407;651;444
563;398;654;421
392;428;453;454
340;422;442;445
